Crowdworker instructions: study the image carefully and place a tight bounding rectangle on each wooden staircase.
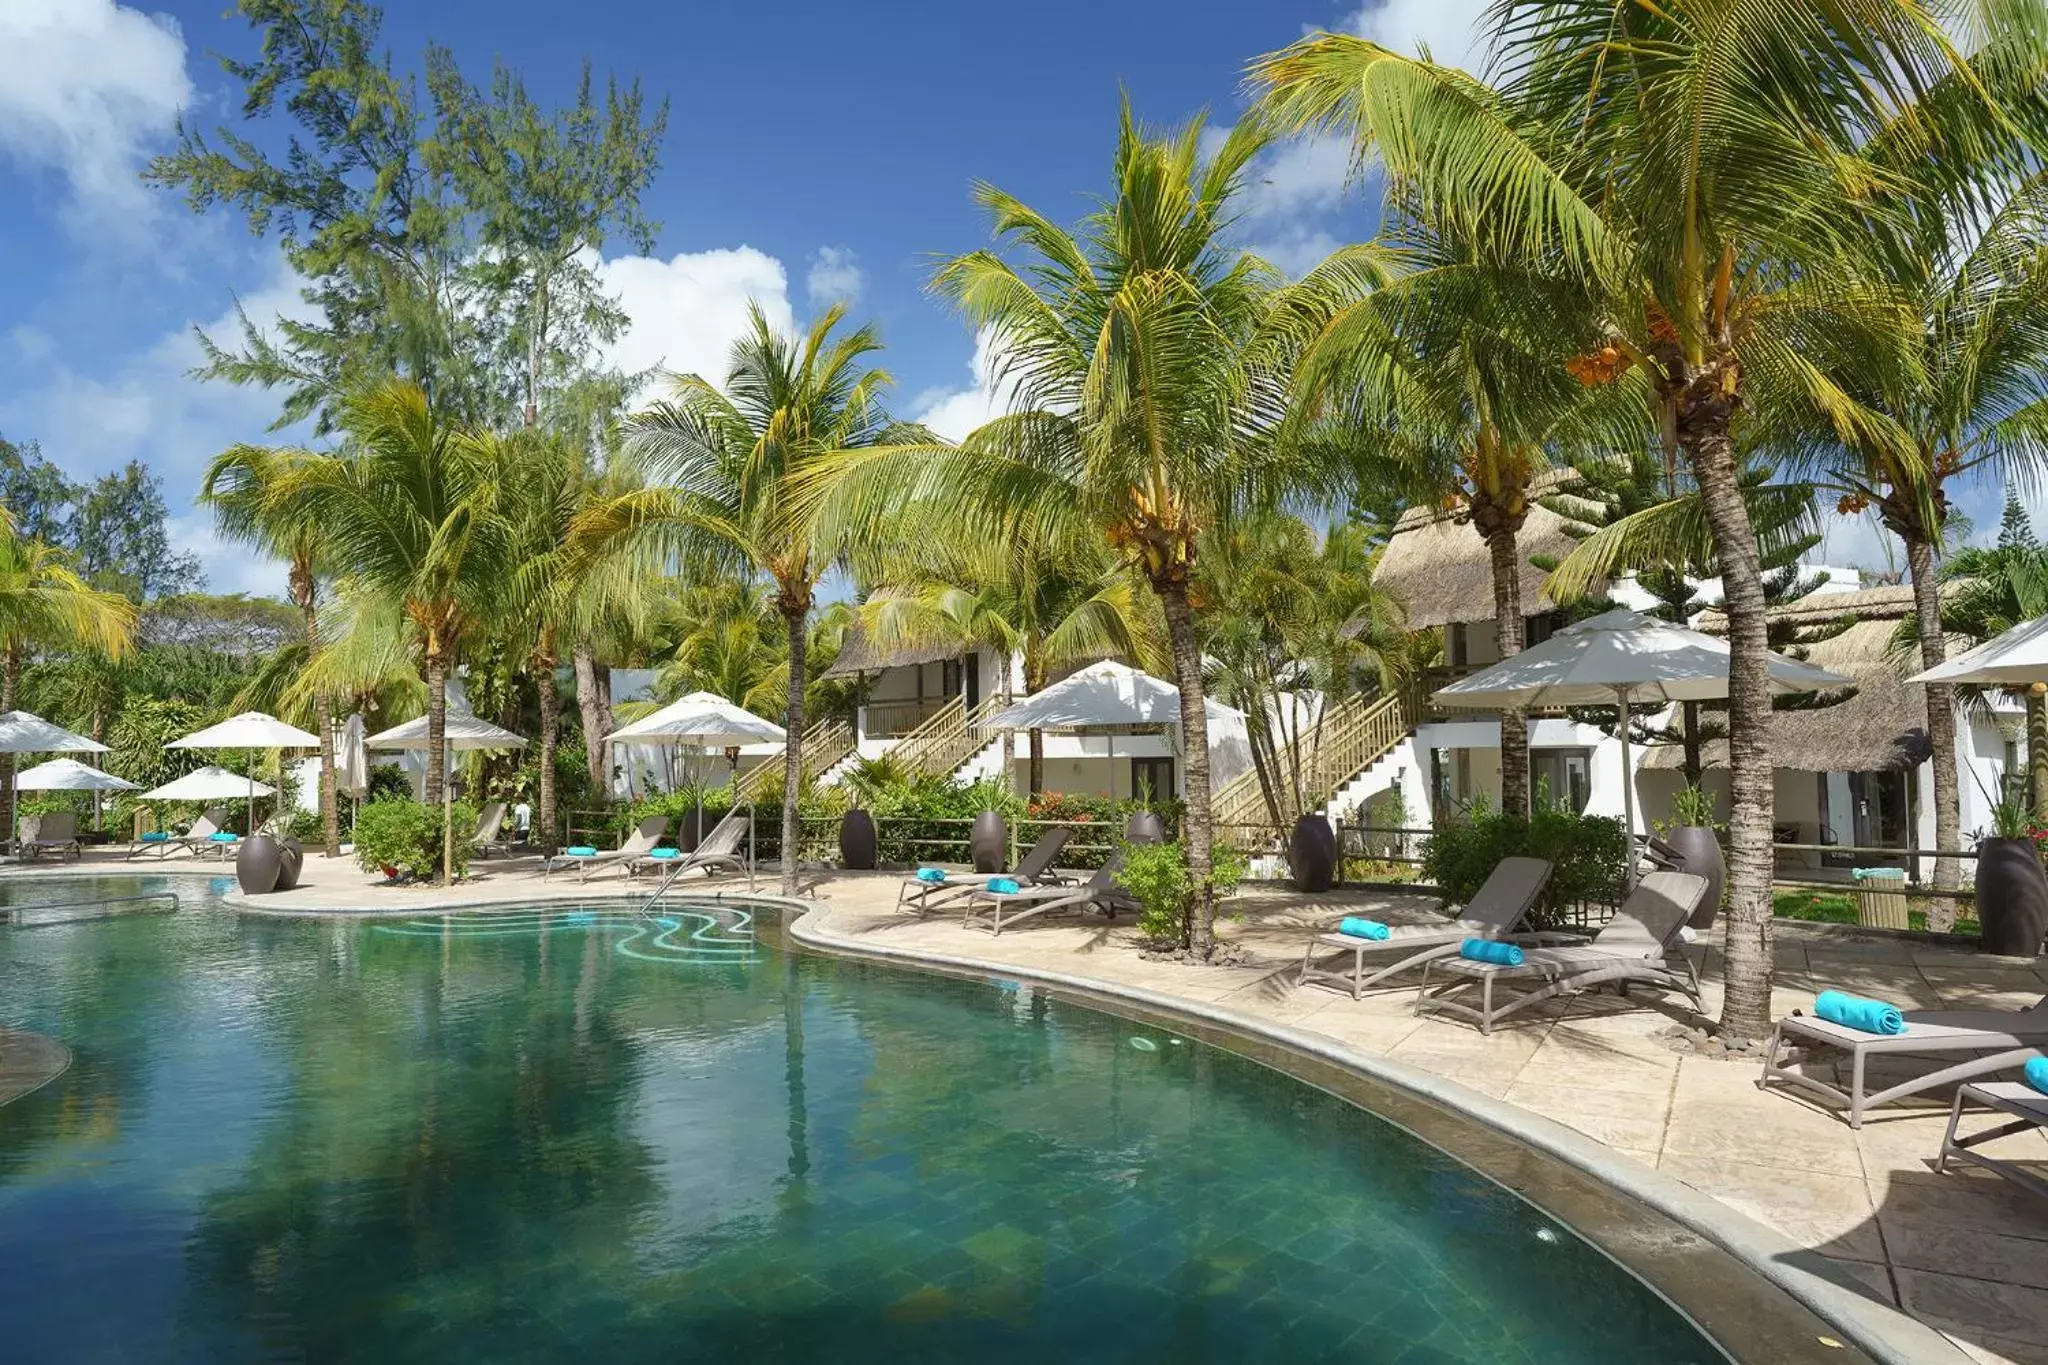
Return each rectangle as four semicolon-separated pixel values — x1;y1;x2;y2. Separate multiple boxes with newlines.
1211;688;1420;829
890;695;1004;777
738;718;855;801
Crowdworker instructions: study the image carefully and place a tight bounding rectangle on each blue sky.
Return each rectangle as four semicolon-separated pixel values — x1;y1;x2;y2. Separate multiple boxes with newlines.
0;0;2012;598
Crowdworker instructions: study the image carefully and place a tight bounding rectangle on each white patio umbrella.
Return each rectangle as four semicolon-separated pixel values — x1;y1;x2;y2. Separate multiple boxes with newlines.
170;711;323;832
0;710;107;754
986;661;1246;799
367;708;527;883
1909;613;2048;687
15;759;137;792
606;691;786;808
141;766;277;802
1433;609;1852;880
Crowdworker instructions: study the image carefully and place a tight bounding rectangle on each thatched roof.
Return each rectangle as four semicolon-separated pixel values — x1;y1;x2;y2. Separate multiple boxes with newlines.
819;624;964;680
1374;469;1592;629
1644;584;1941;773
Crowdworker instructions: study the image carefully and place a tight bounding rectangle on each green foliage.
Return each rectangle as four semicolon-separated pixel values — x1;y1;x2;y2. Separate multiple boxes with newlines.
108;696;212;790
1983;772;2042;843
352;797;476;882
1114;839;1249;945
365;763;413;804
1419;799;1628;931
1669;784;1717;829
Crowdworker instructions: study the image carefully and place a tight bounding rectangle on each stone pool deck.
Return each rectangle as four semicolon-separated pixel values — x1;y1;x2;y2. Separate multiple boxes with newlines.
16;849;2048;1361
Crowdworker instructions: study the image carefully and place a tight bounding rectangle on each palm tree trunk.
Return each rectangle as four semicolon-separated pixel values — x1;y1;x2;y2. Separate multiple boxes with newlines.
536;654;560;856
1683;389;1776;1044
303;596;340;859
0;644;16;847
779;607;807;897
1158;578;1216;956
1681;701;1703;786
2029;686;2048;824
1904;534;1961;921
1025;658;1047;797
1484;526;1530;816
573;646;613;790
424;648;447;810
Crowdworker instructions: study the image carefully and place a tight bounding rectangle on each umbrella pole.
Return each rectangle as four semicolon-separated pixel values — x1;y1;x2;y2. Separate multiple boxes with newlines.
1618;687;1636;890
444;770;454;886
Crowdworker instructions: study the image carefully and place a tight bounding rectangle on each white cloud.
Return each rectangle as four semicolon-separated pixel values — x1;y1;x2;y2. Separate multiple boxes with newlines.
913;330;1020;443
598;246;796;398
0;0;191;228
805;246;864;309
1344;0;1492;72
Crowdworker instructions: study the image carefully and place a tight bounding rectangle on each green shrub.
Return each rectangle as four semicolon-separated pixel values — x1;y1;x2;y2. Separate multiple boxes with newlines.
1114;839;1249;946
1419;799;1627;930
353;797;475;882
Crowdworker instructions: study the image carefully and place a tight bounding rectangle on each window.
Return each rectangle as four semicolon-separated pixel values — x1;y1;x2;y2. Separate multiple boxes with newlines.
1130;757;1174;802
1817;770;1910;867
1532;748;1592;814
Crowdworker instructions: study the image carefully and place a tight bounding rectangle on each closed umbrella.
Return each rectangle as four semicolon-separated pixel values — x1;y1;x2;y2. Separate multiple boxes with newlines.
1433;609;1852;883
986;661;1245;800
367;708;527;882
334;714;369;799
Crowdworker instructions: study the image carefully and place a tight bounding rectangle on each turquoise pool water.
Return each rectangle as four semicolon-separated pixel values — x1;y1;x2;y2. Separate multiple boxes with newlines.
0;879;1722;1362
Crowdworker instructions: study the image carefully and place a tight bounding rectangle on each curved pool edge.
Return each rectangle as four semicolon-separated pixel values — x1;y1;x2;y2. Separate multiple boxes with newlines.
776;901;1965;1365
207;880;1963;1365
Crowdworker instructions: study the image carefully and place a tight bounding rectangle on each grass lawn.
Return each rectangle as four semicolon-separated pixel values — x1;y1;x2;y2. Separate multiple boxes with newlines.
1772;887;1978;937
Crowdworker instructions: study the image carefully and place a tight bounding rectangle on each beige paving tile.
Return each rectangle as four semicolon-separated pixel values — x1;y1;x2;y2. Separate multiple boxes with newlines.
1897;1268;2048;1346
1814;1255;1898;1306
1662;1098;1866;1176
1951;1331;2048;1365
1869;1168;2048;1240
1302;1008;1427;1055
1513;1038;1679;1095
1502;1079;1671;1151
1656;1154;1883;1263
1673;1053;1774;1102
1885;1222;2048;1292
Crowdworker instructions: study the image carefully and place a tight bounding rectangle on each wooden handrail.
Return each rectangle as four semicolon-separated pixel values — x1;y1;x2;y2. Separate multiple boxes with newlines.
740;718;854;800
1213;688;1418;827
892;695;1004;776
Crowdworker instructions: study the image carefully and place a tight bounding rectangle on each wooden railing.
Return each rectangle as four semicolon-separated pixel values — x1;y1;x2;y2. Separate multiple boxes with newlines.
860;696;956;739
739;718;855;801
1211;688;1419;828
891;695;1004;777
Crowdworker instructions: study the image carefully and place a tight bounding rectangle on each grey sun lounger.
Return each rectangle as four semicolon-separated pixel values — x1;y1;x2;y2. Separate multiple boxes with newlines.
471;801;511;858
628;810;752;888
1759;996;2048;1128
963;852;1134;936
896;826;1074;915
1416;871;1710;1034
1298;856;1556;998
1938;1070;2048;1199
130;807;232;860
17;812;81;862
544;816;669;882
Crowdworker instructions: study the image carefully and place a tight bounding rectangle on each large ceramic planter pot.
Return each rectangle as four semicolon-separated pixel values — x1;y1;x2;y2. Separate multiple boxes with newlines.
1288;814;1337;893
1662;825;1725;930
674;804;704;854
838;808;877;870
970;810;1008;873
272;836;304;891
236;832;282;895
1976;838;2048;958
1123;810;1167;845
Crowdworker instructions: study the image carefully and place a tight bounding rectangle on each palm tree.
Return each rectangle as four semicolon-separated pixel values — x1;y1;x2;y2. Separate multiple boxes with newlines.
801;106;1361;955
202;444;344;857
266;378;516;830
617;302;896;896
0;516;135;838
1251;9;2035;1040
859;530;1162;796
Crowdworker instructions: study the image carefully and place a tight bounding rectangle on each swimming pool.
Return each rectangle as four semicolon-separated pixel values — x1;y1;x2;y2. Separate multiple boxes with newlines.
0;879;1731;1362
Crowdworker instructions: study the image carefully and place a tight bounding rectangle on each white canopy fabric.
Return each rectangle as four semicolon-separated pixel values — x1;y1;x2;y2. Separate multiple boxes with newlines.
1432;609;1852;883
1910;614;2048;687
988;661;1245;731
607;691;786;748
334;713;369;797
14;758;137;792
141;766;276;802
1432;609;1851;711
367;709;527;751
170;711;322;750
0;710;107;754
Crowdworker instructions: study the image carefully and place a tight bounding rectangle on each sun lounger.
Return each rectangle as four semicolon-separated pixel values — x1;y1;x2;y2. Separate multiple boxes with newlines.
1298;856;1555;998
628;810;752;888
896;827;1075;915
1937;1070;2048;1199
17;812;80;862
544;816;668;882
129;807;232;860
963;853;1134;936
1758;996;2048;1128
1416;871;1710;1034
471;801;511;858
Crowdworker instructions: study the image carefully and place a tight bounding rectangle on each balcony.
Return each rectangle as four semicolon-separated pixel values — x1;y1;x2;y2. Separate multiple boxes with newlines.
859;696;959;740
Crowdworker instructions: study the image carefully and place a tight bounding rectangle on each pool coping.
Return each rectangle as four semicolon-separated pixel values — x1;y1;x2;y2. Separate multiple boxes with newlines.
199;879;1968;1363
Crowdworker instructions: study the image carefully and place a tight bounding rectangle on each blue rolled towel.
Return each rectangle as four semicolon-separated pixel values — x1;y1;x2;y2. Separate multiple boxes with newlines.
987;877;1021;895
209;831;239;842
1459;938;1524;967
915;867;947;884
1814;990;1906;1036
1339;917;1391;940
565;845;598;858
2026;1057;2048;1096
140;832;170;842
648;847;680;859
